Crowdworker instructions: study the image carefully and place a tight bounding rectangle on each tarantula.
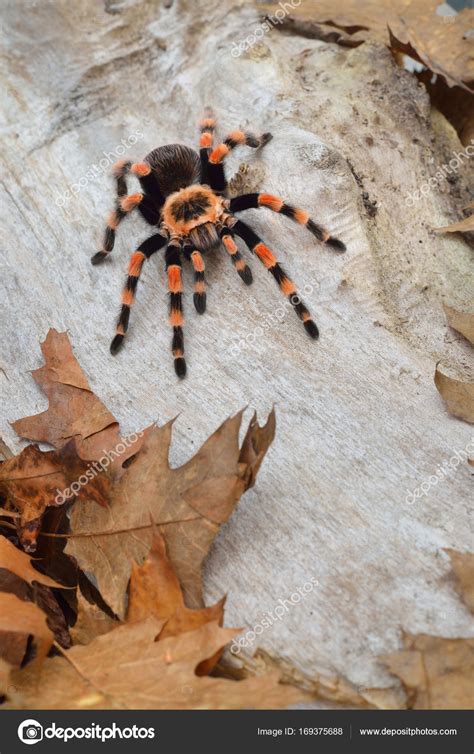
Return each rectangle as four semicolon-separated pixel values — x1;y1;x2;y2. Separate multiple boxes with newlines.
91;108;346;377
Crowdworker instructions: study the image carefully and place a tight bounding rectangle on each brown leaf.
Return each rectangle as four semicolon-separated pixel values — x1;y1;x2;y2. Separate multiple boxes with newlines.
434;367;474;423
0;440;110;552
262;0;474;89
0;567;71;658
128;530;225;674
0;535;64;588
0;593;53;668
444;305;474;345
380;633;474;709
239;408;276;490
0;657;12;697
444;549;474;614
11;329;147;470
66;410;274;618
0;571;31;666
6;618;301;710
434;214;474;234
70;592;118;646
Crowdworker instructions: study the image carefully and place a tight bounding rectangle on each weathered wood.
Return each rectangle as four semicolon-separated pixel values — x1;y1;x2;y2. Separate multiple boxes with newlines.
0;0;472;705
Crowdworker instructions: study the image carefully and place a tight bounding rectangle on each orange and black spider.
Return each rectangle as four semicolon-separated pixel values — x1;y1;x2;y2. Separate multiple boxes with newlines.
91;108;346;378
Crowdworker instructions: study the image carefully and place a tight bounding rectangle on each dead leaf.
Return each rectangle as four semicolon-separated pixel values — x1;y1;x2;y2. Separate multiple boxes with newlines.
11;329;147;470
381;633;474;709
262;0;474;89
128;530;225;673
6;618;301;710
70;592;118;646
434;367;474;423
0;535;64;588
444;305;474;345
66;409;275;618
239;408;276;489
0;657;12;697
434;215;474;234
444;549;474;614
0;440;110;552
0;438;14;462
0;593;53;668
0;571;31;666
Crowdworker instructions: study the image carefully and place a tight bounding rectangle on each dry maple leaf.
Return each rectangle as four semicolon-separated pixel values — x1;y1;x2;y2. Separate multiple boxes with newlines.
434;214;474;234
262;0;474;89
11;329;148;469
128;530;225;674
66;409;275;618
444;549;474;614
6;618;301;710
0;440;110;551
434;367;474;424
380;632;474;709
443;305;474;346
0;593;53;668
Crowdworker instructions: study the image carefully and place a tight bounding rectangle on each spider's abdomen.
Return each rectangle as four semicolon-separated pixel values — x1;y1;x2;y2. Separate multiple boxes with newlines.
144;144;201;197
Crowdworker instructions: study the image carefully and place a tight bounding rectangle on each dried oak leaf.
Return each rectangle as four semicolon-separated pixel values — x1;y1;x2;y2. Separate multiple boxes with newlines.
11;329;148;469
0;571;30;667
0;535;64;588
0;593;53;668
443;304;474;345
70;592;118;646
6;618;301;710
0;540;71;657
0;657;12;697
434;367;474;424
262;0;474;89
0;440;110;552
444;549;474;614
434;214;474;234
380;632;474;709
66;408;275;618
128;530;225;674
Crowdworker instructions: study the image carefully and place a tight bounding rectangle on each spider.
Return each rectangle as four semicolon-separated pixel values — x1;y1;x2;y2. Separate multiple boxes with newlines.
91;108;346;377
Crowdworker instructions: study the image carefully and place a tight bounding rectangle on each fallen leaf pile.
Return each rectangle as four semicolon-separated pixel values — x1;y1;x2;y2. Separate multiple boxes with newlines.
0;329;304;710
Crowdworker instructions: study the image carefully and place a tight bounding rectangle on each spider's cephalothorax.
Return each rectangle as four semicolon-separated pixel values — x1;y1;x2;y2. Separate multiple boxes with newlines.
91;109;346;378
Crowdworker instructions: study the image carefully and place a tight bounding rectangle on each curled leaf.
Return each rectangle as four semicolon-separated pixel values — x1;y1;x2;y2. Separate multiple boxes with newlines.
443;305;474;345
434;367;474;424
